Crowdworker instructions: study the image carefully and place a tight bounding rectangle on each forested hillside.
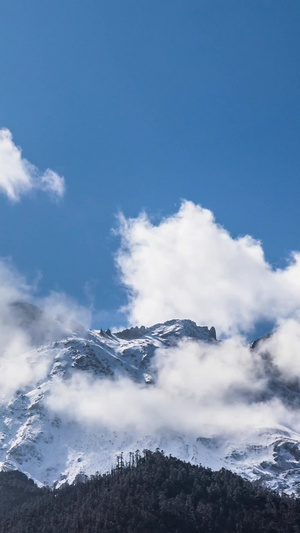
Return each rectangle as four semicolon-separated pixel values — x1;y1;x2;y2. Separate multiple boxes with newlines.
1;451;300;532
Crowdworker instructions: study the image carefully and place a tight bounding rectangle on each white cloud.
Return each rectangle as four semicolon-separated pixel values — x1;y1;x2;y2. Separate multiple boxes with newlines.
117;201;300;336
46;335;298;438
38;290;92;331
0;258;92;401
40;169;66;199
0;259;45;398
258;317;300;384
0;257;30;304
0;128;65;202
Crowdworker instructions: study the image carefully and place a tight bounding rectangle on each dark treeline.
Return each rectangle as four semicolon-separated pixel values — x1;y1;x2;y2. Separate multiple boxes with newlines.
1;450;300;532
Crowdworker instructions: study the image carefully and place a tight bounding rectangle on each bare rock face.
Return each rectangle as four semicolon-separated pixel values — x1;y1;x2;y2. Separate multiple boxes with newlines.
209;326;217;340
115;325;147;340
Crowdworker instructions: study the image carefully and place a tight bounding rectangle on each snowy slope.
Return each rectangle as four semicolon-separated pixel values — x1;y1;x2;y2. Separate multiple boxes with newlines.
1;304;300;494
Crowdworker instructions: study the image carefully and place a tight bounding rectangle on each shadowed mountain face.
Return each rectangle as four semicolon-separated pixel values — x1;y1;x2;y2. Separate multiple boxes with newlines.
9;302;43;324
1;308;300;494
7;302;60;345
6;301;86;345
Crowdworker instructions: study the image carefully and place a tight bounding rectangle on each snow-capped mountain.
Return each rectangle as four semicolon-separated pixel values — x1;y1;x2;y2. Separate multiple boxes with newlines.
1;302;300;495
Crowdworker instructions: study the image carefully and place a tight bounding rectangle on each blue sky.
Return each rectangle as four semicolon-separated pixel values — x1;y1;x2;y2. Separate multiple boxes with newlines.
1;1;300;333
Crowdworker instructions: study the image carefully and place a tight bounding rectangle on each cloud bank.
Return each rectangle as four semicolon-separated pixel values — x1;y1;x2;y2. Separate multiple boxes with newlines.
0;128;65;202
46;333;300;439
117;201;300;336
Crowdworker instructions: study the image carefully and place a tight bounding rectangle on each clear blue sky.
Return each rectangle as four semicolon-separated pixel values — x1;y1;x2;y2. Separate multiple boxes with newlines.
1;1;300;328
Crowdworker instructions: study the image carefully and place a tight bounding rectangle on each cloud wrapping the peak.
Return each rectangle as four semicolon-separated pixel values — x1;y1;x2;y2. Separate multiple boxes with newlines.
46;334;300;438
0;257;92;401
0;128;65;202
0;258;30;306
117;201;300;335
259;318;300;383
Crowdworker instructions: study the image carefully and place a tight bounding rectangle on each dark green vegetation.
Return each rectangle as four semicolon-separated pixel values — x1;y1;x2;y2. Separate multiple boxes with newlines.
1;451;300;532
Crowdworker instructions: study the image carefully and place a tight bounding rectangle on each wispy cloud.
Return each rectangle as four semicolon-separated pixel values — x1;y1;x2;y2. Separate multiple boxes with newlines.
116;201;300;336
0;128;65;202
0;258;91;400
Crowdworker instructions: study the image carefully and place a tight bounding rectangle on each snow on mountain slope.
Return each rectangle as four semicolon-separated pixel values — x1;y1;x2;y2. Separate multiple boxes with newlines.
0;308;216;486
1;304;300;494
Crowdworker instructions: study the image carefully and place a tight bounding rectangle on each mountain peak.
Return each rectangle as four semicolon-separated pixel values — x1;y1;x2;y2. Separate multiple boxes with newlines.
148;318;217;342
1;315;300;495
115;318;217;342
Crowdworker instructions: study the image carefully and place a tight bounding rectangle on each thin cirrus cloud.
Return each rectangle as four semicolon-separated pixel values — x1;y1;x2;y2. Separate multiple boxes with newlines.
0;128;65;202
116;201;300;336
